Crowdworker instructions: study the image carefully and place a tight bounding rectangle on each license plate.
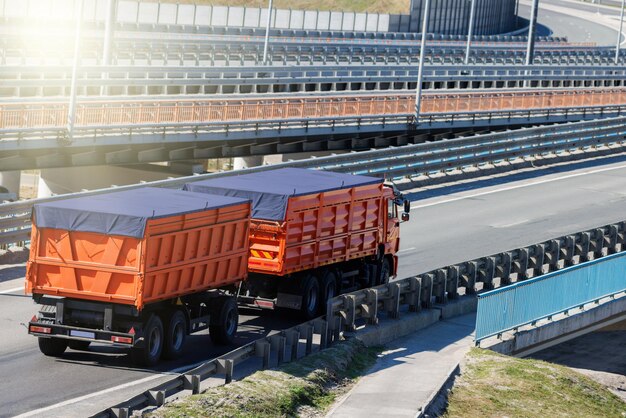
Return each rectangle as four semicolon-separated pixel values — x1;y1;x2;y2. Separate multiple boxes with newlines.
70;330;95;339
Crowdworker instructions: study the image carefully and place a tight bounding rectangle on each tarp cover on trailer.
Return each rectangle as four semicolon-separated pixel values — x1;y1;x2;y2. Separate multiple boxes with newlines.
33;187;249;239
183;168;382;221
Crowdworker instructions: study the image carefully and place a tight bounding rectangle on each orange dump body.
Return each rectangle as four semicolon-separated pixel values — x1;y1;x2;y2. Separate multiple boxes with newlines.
26;198;250;311
248;183;386;276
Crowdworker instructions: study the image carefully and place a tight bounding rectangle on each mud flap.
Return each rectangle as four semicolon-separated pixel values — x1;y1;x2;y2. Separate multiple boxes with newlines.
276;293;302;310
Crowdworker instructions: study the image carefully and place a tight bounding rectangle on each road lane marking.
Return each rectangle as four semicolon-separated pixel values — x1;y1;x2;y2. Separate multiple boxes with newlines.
15;360;209;417
0;286;24;295
411;162;626;210
397;247;417;255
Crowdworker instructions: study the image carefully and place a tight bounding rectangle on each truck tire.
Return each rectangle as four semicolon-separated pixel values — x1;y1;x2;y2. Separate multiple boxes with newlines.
209;297;238;345
130;314;164;367
162;310;187;360
68;341;91;351
300;274;320;320
38;337;68;357
320;271;338;315
377;258;391;286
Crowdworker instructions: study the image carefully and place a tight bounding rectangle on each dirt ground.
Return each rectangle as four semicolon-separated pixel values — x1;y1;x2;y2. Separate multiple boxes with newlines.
530;320;626;402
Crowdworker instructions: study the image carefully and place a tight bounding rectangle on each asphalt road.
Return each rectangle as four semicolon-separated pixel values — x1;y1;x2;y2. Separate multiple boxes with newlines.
3;156;626;416
519;0;620;44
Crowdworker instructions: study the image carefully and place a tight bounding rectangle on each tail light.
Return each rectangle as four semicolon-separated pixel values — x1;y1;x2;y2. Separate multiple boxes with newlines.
111;336;133;344
30;325;52;334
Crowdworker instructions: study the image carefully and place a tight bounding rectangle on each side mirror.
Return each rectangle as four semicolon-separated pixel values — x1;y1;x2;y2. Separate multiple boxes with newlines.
404;200;411;213
401;212;410;222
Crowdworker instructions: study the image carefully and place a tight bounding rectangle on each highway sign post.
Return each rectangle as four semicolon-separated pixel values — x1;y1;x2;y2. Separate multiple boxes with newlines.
414;0;431;125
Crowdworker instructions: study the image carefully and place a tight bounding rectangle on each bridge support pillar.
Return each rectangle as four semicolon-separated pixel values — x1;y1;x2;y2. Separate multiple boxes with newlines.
0;171;20;198
233;156;264;171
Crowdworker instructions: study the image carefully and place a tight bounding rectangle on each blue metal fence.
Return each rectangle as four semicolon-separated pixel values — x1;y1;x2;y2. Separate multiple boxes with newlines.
475;252;626;342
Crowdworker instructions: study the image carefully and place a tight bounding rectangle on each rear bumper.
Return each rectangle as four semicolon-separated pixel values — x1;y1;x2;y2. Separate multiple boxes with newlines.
28;321;137;348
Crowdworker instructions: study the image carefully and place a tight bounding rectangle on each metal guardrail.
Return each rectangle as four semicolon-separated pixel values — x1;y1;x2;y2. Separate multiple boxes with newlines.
93;316;331;418
475;252;626;341
2;115;626;247
93;217;626;417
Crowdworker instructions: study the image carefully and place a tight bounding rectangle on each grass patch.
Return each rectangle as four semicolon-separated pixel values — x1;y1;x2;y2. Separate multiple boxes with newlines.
445;348;626;418
145;0;411;15
149;339;380;418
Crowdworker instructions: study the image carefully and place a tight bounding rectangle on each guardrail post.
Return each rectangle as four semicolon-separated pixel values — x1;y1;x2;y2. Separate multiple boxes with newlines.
407;276;421;312
593;228;604;259
332;316;342;344
578;232;591;262
271;335;287;366
531;244;545;277
608;225;619;254
148;390;166;407
563;235;576;267
316;319;329;350
496;252;512;286
481;257;496;291
433;269;447;303
286;330;300;362
446;266;459;300
461;262;477;295
217;359;234;384
111;407;129;418
383;282;401;319
341;295;357;331
547;240;561;272
255;340;271;369
361;288;379;325
420;273;434;309
303;324;314;355
514;248;529;281
183;374;201;394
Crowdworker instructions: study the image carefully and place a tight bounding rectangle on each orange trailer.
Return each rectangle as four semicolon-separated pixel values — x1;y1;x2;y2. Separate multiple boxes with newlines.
27;187;251;365
184;168;409;319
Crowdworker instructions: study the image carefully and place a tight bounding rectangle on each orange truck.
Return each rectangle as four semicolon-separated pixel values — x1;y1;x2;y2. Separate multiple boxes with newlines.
26;187;251;365
184;168;409;319
26;169;409;365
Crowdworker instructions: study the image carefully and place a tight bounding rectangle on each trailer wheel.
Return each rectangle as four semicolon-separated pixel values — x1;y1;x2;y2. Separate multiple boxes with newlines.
130;314;164;367
320;271;338;315
68;341;91;351
209;297;238;346
377;258;391;286
300;274;320;320
38;337;68;357
162;310;187;360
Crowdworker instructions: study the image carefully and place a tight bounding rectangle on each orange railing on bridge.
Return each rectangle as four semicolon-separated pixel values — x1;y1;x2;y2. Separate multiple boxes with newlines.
2;88;626;130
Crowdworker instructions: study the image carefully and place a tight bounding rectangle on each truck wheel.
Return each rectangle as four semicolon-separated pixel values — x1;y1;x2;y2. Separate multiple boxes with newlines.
320;271;338;315
377;258;391;286
38;337;68;357
209;297;238;346
68;341;91;351
300;274;320;320
162;310;187;360
130;314;164;367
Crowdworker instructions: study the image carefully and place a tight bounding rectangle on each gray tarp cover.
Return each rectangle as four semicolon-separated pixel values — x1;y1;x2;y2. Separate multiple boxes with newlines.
33;187;249;239
183;168;382;221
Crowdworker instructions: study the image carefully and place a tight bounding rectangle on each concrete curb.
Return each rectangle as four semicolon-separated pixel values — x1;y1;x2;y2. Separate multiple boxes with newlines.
418;363;461;418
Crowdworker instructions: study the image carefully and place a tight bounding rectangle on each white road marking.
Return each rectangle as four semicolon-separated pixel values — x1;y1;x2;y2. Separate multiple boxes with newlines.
15;360;209;417
397;247;417;255
0;286;24;295
492;219;529;228
411;162;626;210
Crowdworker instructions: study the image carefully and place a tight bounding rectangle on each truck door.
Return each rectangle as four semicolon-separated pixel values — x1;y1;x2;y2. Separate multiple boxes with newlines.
386;197;400;253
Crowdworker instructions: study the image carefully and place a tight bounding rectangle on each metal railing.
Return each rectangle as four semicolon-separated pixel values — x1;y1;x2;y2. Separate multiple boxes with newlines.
2;88;626;132
475;252;626;341
94;217;626;417
2;115;626;247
